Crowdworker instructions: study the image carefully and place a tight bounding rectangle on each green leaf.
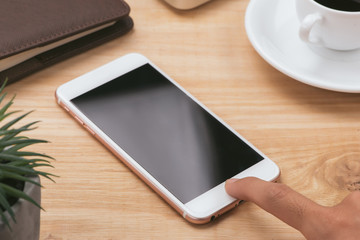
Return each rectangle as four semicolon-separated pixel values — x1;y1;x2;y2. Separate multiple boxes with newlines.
0;183;43;210
0;79;8;107
0;111;33;131
0;154;51;166
1;142;33;153
0;164;37;176
0;95;15;120
0;139;48;149
0;110;21;123
0;171;42;187
0;78;8;96
27;163;54;169
0;210;11;230
0;92;8;108
0;191;14;230
35;171;57;183
0;164;58;181
9;161;52;168
0;153;27;162
0;80;56;232
0;126;33;138
0;121;39;143
0;188;15;221
7;151;54;160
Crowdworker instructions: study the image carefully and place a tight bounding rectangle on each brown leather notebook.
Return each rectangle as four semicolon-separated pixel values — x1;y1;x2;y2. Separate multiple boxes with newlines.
0;0;134;84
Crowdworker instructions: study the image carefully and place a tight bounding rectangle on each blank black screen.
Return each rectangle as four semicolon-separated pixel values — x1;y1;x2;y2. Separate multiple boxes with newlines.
72;64;263;203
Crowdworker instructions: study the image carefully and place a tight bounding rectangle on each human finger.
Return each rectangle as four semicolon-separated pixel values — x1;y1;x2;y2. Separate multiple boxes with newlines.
225;177;324;232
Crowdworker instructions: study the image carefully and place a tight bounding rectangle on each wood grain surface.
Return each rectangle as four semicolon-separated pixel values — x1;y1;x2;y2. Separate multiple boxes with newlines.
3;0;360;239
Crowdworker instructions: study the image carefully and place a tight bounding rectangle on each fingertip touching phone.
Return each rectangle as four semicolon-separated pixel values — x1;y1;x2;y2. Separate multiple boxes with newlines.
55;53;280;224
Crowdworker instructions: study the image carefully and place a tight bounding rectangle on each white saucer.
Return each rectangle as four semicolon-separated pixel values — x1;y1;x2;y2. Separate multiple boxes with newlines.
245;0;360;93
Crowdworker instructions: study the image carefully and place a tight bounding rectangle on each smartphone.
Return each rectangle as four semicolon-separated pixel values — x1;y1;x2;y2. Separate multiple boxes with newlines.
55;53;280;224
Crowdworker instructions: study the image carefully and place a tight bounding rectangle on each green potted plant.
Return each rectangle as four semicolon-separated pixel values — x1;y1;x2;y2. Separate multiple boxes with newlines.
0;80;55;240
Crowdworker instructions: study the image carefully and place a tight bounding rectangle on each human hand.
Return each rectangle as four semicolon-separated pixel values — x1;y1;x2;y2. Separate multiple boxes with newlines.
225;177;360;240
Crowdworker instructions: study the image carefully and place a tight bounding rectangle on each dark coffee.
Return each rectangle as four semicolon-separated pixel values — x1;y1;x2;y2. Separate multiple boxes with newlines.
314;0;360;11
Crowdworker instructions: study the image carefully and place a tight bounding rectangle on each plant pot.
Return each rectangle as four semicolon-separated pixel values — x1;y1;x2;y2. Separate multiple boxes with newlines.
0;176;41;240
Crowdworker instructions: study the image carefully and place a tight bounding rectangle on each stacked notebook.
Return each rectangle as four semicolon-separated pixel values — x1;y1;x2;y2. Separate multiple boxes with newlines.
0;0;134;84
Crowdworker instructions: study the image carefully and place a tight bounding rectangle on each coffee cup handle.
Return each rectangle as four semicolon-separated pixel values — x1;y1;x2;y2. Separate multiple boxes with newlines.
299;13;323;45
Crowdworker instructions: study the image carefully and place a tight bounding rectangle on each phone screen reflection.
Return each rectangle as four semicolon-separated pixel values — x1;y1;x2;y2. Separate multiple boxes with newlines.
72;64;263;203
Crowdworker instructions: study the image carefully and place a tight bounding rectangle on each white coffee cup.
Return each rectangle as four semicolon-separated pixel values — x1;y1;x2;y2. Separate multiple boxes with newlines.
295;0;360;51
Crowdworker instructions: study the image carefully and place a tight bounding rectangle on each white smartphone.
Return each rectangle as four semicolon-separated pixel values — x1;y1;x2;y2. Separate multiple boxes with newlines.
55;53;280;224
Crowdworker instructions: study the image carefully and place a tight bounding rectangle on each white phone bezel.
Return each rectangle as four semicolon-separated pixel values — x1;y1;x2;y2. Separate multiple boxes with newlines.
56;53;280;222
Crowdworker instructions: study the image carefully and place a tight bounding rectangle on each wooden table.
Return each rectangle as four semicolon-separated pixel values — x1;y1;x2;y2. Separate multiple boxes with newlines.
5;0;360;239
